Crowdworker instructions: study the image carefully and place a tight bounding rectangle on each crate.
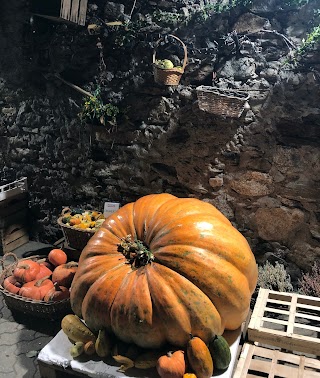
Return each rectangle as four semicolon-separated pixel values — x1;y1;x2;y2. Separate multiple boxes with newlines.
31;0;88;26
233;343;320;378
248;288;320;356
0;196;28;227
0;193;29;255
0;224;29;254
0;177;28;202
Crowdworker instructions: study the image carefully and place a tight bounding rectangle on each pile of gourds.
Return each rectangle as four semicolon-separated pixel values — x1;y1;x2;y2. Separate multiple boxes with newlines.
65;193;258;376
61;209;105;232
61;313;232;376
3;249;77;302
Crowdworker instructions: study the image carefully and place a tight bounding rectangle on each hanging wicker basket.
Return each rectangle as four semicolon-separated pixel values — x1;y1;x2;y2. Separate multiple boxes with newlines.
153;34;188;86
0;253;71;319
196;86;250;118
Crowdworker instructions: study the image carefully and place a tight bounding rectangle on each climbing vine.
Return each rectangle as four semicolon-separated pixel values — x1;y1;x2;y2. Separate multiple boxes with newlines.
287;24;320;66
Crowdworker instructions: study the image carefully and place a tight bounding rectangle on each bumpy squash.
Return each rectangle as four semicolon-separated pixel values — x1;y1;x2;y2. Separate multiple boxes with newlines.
70;193;258;348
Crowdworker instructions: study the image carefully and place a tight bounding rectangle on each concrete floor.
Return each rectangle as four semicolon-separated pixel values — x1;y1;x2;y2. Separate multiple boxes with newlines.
0;241;67;378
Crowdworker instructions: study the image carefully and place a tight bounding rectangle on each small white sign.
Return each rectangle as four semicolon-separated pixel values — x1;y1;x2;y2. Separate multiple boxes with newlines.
104;202;120;218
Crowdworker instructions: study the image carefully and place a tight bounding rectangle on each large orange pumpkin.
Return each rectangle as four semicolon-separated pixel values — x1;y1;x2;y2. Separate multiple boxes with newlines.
70;194;257;349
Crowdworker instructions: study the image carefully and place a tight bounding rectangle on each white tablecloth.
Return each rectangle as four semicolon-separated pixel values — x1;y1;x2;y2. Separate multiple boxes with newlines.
38;328;241;378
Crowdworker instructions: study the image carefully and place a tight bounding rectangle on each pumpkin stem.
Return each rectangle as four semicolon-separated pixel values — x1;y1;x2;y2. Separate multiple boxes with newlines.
19;264;30;270
35;275;51;287
117;234;154;268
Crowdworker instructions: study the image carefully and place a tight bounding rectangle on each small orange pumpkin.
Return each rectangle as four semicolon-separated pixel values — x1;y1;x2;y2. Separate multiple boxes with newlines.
3;275;22;294
13;259;40;283
20;276;54;300
52;261;78;288
48;249;68;267
157;350;186;378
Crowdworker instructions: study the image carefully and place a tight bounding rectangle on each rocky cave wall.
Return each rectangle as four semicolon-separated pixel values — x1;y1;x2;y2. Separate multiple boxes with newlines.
0;0;319;281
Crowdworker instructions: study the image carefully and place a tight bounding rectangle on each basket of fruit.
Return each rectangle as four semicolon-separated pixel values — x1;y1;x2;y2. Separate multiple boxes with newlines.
0;250;75;319
57;207;105;251
152;34;188;86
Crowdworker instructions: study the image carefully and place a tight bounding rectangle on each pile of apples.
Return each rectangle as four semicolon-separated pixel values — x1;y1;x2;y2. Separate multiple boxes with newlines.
3;249;78;302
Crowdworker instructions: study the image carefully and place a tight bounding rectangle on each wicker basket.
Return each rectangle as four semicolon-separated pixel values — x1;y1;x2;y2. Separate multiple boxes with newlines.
153;34;188;86
0;253;71;319
58;217;95;251
196;86;250;118
58;208;104;251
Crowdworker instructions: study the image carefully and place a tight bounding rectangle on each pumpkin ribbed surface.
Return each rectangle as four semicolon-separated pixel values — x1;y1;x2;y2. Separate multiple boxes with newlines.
70;193;258;348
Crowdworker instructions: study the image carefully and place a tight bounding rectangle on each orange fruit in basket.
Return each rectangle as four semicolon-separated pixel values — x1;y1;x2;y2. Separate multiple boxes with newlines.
70;217;81;226
48;249;68;267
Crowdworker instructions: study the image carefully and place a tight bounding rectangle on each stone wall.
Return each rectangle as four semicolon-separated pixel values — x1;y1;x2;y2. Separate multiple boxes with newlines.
0;0;319;280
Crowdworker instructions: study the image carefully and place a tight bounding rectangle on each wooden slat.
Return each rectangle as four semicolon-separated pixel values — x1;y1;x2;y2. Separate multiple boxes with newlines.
288;291;298;335
233;343;254;378
70;0;80;23
264;307;290;316
297;295;320;306
60;0;71;21
78;0;88;25
296;303;320;311
248;288;270;329
2;234;29;254
266;298;291;307
261;317;288;326
295;313;320;322
293;323;320;332
3;227;27;245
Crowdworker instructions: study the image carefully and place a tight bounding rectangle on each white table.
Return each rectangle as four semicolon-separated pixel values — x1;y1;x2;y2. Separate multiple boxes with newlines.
38;327;242;378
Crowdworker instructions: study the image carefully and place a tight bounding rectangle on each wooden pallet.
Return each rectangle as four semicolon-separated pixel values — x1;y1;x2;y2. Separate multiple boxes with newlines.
234;343;320;378
248;288;320;356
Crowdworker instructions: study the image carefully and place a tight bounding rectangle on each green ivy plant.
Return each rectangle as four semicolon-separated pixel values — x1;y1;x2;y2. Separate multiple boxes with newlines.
78;87;119;128
297;25;320;55
287;24;320;66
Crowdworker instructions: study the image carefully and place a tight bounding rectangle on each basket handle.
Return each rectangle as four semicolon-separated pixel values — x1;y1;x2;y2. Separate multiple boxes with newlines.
61;207;71;216
152;34;188;70
0;252;19;272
